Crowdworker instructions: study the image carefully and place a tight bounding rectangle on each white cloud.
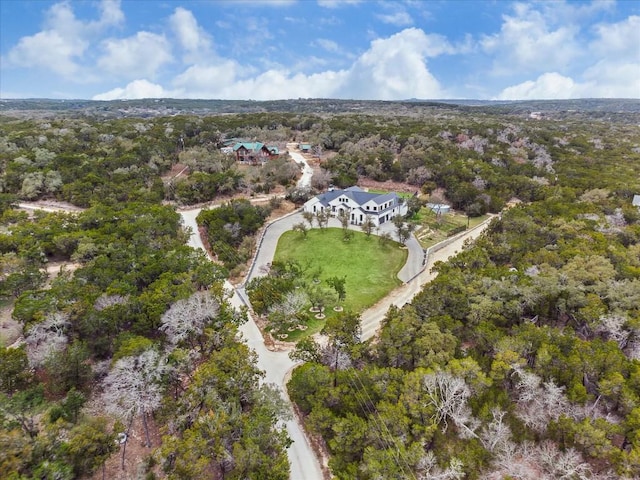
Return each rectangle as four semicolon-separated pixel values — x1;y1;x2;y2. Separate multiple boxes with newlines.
95;0;125;28
341;28;444;99
95;27;449;101
172;62;240;93
582;60;640;98
496;14;640;100
5;0;123;78
98;32;172;79
481;3;580;75
376;11;413;27
496;72;578;100
318;0;361;8
92;79;169;100
313;38;340;53
169;7;212;58
590;15;640;62
7;30;88;77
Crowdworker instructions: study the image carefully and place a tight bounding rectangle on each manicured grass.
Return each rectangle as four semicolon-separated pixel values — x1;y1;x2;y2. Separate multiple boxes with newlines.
367;188;415;199
273;228;407;314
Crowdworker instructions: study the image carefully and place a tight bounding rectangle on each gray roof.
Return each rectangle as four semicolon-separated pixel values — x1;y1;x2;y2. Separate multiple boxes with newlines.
633;194;640;206
314;187;399;209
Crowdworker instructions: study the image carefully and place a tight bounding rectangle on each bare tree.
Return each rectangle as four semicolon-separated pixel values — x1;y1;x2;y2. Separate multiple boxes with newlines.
94;294;129;311
268;290;308;331
25;311;69;368
102;349;168;452
537;441;592;480
315;209;330;229
417;451;465;480
511;365;570;432
423;372;479;439
311;168;332;190
302;210;315;228
596;313;630;349
337;209;350;230
159;291;220;351
292;222;309;238
480;408;512;454
360;215;375;237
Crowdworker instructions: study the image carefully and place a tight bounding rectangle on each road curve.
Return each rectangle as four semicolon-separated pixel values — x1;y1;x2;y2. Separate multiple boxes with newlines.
17;156;492;479
359;218;493;340
179;209;325;480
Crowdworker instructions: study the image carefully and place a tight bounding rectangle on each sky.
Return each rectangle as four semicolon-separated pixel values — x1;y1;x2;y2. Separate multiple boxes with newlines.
0;0;639;101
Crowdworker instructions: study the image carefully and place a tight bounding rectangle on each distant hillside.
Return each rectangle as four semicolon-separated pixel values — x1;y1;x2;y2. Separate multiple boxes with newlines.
1;97;639;122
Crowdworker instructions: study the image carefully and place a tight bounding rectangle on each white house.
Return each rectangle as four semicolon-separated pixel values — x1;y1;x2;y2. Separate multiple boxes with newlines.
303;186;408;226
633;194;640;208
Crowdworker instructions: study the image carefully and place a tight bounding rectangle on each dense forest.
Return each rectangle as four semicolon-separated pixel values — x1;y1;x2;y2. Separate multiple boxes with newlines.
1;98;639;478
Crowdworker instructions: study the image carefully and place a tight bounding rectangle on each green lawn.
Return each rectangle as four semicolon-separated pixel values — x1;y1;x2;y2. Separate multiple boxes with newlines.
273;228;407;315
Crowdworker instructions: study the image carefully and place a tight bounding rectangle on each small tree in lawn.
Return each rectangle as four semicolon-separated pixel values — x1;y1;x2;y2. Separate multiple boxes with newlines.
326;276;347;308
315;209;329;229
338;209;350;230
308;285;330;314
268;290;308;332
302;211;315;228
378;231;393;246
311;264;323;284
360;215;375;237
292;222;309;238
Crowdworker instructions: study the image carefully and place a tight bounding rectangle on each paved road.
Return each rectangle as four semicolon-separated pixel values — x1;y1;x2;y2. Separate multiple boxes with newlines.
179;210;325;480
18;154;491;480
248;213;424;284
359;220;492;340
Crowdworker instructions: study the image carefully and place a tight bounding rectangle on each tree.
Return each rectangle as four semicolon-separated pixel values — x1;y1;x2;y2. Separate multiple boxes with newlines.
102;348;168;452
302;210;315;228
0;346;31;394
338;209;350;232
24;312;69;368
159;291;220;352
292;221;309;238
289;337;322;364
326;275;347;303
65;417;116;479
423;372;479;439
315;209;330;229
393;215;415;245
268;290;308;331
44;340;92;395
360;215;375;237
308;285;330;314
322;311;362;385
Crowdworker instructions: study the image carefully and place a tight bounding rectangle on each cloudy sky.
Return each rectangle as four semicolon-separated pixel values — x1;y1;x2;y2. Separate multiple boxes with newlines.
1;0;638;101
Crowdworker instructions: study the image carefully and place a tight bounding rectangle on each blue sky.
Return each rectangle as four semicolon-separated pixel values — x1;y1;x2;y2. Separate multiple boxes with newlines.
1;0;639;100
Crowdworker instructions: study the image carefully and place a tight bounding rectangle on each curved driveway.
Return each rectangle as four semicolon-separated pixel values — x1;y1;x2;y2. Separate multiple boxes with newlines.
247;213;424;284
19;148;491;480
